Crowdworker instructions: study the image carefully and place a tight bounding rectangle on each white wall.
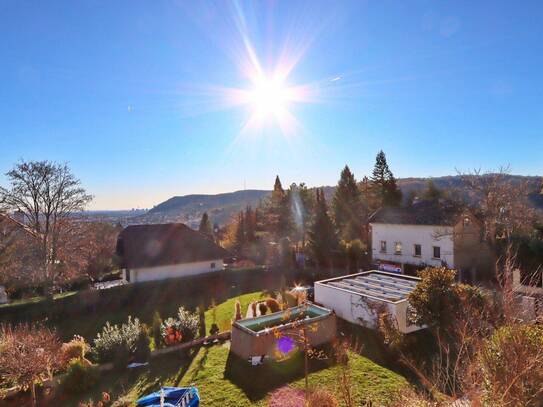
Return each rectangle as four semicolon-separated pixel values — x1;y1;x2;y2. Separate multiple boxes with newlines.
371;223;454;269
127;259;223;283
314;282;422;334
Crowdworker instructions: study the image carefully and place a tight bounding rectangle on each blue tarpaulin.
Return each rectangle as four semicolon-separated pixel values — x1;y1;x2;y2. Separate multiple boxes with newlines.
136;386;200;407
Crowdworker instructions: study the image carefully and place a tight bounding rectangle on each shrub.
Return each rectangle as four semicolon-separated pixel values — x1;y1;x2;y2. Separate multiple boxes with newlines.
234;300;242;320
61;335;90;363
61;359;100;394
258;302;268;316
151;311;163;349
133;328;151;362
210;323;220;336
161;307;200;346
480;323;543;406
284;291;298;308
265;298;281;313
92;316;142;364
307;388;339;407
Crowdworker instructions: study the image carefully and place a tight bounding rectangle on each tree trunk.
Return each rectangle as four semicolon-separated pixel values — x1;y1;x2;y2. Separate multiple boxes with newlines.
31;382;37;407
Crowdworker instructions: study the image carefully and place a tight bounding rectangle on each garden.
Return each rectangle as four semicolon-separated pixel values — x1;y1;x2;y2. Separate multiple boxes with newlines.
0;289;412;406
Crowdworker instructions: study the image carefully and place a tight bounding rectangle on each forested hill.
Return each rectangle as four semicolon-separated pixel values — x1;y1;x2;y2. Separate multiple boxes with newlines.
144;175;542;227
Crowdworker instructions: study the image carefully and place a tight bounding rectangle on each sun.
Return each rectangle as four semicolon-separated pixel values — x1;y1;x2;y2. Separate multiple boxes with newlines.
248;75;292;119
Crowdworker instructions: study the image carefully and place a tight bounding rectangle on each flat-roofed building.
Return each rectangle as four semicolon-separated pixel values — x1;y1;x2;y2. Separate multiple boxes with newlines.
314;270;424;334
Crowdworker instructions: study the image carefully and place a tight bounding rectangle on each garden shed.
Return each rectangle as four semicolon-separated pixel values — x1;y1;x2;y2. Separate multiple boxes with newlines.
314;271;424;334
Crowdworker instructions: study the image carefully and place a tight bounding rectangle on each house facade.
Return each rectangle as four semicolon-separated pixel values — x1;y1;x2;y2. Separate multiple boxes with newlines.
116;223;228;283
369;201;493;282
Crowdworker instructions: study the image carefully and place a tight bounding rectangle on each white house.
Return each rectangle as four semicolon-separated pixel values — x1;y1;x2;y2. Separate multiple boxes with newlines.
116;223;228;283
369;200;493;282
314;271;424;334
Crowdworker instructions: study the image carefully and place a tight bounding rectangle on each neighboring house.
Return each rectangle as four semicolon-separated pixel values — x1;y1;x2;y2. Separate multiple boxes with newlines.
369;200;493;282
314;271;424;334
116;223;228;283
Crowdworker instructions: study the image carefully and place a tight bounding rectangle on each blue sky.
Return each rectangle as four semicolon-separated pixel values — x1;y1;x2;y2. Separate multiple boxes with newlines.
1;1;542;209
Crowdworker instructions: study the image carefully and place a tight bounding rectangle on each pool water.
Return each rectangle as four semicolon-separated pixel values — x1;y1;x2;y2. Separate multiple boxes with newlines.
237;304;330;333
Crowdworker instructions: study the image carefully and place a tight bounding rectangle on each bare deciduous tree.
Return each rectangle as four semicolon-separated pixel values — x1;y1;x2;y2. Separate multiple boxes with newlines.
457;166;536;245
0;324;64;406
0;161;92;292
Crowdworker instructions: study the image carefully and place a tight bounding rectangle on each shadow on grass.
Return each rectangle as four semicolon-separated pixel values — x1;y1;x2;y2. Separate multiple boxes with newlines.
223;348;333;402
47;349;199;407
338;320;436;389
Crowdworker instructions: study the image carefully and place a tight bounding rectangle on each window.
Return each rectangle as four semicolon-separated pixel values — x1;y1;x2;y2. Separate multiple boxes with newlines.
394;242;402;254
433;246;441;259
414;244;421;257
380;241;387;253
463;217;471;227
210;262;216;269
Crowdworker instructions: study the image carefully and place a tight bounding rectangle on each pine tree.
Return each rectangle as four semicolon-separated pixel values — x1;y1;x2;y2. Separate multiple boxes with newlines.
245;206;256;242
265;175;293;239
332;165;364;240
234;211;245;254
308;188;339;268
370;150;402;208
198;212;214;239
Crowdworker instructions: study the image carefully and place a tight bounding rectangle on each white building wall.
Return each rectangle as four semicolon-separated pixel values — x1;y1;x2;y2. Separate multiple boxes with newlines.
128;259;223;283
371;223;454;269
314;282;422;334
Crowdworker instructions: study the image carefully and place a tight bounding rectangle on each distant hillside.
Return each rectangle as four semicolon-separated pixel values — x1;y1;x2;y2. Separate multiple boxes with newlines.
145;190;270;227
143;175;541;227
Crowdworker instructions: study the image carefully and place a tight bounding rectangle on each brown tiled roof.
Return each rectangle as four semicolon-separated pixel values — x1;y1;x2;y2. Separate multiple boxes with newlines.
369;200;463;226
117;223;228;269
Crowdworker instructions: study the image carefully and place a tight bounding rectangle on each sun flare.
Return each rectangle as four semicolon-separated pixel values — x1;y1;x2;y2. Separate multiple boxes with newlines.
249;76;291;118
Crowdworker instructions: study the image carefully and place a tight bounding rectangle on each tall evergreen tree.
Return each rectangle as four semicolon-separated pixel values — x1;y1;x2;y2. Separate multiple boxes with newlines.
266;175;293;239
244;206;256;242
370;150;402;208
198;212;213;239
308;188;339;268
234;211;245;254
332;165;365;240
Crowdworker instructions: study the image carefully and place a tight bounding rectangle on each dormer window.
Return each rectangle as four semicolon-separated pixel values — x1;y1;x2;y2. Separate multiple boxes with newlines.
463;217;471;227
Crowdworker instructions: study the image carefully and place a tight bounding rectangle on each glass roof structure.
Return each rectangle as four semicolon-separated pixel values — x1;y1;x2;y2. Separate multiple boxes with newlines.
322;271;419;303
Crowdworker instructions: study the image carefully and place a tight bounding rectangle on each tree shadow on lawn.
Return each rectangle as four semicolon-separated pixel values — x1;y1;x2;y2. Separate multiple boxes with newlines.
48;349;199;407
338;320;435;389
223;349;334;402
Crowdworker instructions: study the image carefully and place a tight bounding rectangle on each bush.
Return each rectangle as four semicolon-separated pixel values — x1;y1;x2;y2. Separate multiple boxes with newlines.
307;388;339;407
265;298;281;313
61;359;100;394
61;335;90;363
209;323;220;336
480;323;543;406
258;302;268;316
133;328;151;362
234;300;242;320
161;306;200;346
92;316;142;364
152;311;163;349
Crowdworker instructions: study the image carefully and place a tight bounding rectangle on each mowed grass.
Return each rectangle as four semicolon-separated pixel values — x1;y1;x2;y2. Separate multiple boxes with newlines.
54;343;408;407
49;292;409;406
204;291;264;334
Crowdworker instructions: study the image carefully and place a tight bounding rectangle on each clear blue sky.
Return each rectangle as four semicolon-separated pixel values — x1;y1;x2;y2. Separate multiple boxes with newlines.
1;1;542;209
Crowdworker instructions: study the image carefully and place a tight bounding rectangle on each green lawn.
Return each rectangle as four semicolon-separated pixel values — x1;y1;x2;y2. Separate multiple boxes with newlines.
45;291;410;406
204;291;264;334
51;342;408;406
